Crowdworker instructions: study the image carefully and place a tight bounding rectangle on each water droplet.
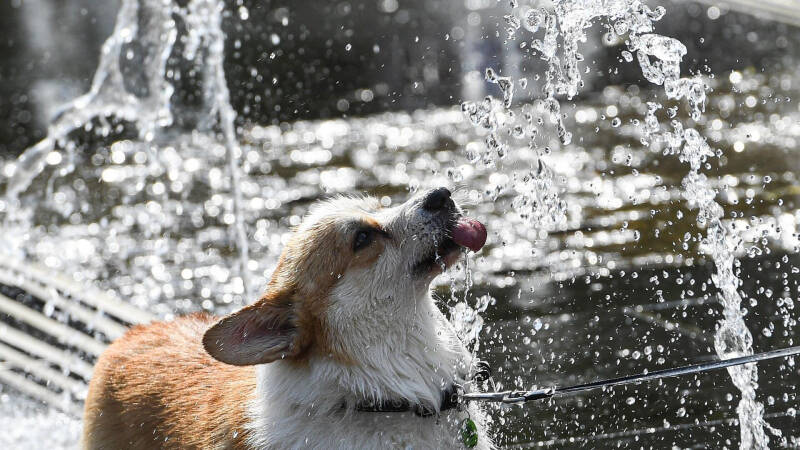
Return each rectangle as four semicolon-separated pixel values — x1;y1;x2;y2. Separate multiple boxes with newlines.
621;50;633;62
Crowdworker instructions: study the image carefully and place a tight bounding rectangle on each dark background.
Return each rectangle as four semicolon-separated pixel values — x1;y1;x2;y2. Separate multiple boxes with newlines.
1;0;798;156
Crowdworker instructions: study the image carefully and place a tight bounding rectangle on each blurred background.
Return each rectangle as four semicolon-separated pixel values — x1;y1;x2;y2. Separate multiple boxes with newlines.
1;0;800;448
2;0;800;156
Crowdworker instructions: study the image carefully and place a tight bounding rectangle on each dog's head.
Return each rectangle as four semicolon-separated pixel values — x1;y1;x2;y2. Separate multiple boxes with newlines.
203;188;486;366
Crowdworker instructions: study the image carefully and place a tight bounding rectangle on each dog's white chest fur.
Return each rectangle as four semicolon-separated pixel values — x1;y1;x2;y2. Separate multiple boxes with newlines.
245;296;491;450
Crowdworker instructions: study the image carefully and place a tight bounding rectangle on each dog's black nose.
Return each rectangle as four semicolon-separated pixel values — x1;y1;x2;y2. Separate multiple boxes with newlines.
422;187;452;211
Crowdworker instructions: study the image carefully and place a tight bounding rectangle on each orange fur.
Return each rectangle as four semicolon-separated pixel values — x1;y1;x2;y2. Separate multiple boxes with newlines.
82;313;255;449
83;212;388;448
265;213;387;364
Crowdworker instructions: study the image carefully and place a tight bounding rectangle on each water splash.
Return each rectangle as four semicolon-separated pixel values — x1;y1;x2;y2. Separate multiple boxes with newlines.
464;0;772;446
2;0;251;299
4;0;175;201
460;86;567;231
644;108;777;448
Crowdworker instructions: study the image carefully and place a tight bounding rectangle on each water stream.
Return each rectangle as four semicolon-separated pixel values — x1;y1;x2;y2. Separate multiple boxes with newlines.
462;1;771;447
2;0;251;299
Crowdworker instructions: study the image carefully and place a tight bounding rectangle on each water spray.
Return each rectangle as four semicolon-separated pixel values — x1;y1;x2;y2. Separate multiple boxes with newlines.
461;1;775;445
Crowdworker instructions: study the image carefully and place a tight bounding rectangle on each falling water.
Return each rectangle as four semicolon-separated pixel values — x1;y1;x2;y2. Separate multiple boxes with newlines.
463;0;771;447
1;0;251;299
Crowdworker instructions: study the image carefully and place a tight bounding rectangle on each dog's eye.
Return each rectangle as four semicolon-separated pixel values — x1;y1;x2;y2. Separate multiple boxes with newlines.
353;230;373;251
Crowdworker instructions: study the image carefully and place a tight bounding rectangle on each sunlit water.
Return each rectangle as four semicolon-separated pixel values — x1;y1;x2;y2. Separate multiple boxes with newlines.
459;0;788;447
2;0;800;448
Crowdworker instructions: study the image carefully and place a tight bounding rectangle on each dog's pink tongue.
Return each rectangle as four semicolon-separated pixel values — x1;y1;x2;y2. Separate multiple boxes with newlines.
452;217;487;252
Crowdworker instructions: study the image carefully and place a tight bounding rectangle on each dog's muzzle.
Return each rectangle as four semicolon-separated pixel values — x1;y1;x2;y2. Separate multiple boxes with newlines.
412;188;487;274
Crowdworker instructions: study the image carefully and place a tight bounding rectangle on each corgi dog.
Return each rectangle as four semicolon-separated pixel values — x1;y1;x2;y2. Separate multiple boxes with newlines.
82;187;491;449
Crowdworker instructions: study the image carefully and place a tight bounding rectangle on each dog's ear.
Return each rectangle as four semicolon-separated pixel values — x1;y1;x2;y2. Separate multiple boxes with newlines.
203;294;303;366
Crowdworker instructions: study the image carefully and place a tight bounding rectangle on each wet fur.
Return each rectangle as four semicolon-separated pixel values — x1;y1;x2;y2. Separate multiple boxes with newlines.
82;313;255;449
83;193;492;449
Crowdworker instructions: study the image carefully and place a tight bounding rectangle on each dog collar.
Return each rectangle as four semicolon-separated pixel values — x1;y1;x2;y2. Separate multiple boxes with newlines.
352;361;491;417
354;384;460;417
